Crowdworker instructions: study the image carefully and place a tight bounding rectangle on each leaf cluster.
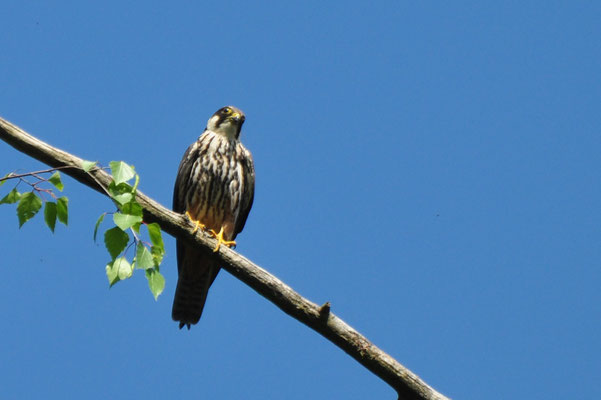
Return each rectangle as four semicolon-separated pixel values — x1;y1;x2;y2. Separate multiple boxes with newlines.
1;161;166;301
0;171;68;231
96;161;165;300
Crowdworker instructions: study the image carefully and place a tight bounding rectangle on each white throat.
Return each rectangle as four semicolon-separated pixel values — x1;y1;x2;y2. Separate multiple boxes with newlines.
207;115;239;140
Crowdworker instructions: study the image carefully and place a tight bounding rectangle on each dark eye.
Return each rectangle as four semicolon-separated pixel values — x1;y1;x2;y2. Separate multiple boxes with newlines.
223;107;232;114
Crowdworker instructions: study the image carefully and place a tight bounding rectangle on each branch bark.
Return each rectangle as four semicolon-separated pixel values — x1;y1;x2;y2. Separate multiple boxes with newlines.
0;116;450;400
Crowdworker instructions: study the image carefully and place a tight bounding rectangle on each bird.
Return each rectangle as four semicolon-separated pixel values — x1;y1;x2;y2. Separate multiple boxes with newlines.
172;106;255;329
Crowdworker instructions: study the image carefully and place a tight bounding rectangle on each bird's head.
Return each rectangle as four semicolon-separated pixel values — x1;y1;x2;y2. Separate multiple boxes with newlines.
206;106;246;140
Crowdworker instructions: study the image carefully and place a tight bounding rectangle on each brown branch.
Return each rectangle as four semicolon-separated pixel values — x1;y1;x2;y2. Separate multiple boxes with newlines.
0;116;450;400
0;165;74;181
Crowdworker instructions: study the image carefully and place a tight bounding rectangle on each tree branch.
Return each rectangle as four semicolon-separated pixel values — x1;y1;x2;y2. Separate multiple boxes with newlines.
0;116;449;400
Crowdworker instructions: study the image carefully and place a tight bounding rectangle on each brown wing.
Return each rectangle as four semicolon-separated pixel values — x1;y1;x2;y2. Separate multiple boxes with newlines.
233;147;255;238
172;140;197;274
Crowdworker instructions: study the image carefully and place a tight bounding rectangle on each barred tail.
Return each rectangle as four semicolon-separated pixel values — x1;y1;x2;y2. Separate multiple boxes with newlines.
172;244;219;329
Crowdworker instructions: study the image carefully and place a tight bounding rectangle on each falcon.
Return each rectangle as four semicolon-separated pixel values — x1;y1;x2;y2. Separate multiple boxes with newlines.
172;106;255;329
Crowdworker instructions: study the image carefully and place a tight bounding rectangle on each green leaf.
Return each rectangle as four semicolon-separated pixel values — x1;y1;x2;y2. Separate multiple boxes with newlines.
17;192;42;227
147;223;164;250
151;245;164;266
113;193;133;205
122;201;143;233
135;242;154;270
115;257;133;280
44;201;57;233
105;257;133;287
113;212;143;231
56;196;69;226
110;161;136;185
81;160;97;172
121;201;143;217
147;223;165;266
105;260;119;286
0;187;21;204
130;221;141;234
48;171;64;191
104;226;129;260
146;269;165;300
93;213;106;242
108;181;134;205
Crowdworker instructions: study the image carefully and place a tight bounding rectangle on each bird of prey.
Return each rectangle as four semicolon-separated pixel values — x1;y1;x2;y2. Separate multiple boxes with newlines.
172;106;255;329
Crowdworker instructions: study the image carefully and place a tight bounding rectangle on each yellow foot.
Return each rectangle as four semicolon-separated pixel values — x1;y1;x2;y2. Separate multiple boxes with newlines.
209;227;236;252
185;211;206;234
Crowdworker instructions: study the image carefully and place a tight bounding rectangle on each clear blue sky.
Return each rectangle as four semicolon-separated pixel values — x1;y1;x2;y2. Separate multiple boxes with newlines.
1;2;600;399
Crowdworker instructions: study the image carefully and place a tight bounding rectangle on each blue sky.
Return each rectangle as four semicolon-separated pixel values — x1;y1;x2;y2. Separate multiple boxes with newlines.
1;1;600;399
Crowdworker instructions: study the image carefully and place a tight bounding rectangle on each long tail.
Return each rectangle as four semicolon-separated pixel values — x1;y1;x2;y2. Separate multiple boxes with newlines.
172;244;220;329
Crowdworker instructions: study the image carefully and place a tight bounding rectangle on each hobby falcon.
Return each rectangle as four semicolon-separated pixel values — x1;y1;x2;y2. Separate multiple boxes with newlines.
172;106;255;329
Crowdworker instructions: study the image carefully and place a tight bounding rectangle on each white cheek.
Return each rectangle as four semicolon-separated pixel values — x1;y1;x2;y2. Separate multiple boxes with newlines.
207;115;220;130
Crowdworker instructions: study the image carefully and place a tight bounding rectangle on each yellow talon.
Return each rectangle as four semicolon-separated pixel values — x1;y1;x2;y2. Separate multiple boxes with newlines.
185;211;206;234
209;227;236;252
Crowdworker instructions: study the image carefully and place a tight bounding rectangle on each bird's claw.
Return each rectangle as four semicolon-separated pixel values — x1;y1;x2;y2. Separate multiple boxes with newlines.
185;211;207;234
209;227;236;252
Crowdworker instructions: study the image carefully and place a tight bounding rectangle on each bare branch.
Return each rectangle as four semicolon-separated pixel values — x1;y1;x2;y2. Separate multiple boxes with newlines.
0;166;73;182
0;116;450;400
